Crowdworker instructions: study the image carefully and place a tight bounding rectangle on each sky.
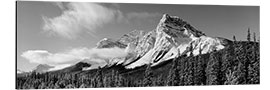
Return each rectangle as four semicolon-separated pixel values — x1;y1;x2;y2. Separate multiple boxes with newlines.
17;1;259;72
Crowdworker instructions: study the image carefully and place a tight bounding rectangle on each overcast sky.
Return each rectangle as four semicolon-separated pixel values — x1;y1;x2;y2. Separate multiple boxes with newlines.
17;1;259;71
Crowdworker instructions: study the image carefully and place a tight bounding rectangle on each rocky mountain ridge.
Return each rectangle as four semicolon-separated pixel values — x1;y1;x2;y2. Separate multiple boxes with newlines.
94;14;231;69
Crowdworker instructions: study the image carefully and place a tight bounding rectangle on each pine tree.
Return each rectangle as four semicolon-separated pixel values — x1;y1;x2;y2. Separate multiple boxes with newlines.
247;28;251;42
206;51;221;85
186;43;195;85
235;44;248;84
167;64;175;86
178;56;185;86
253;32;256;42
189;42;194;57
224;68;239;85
194;47;206;85
143;64;153;86
233;35;236;42
183;58;189;85
95;67;104;87
173;57;181;86
247;39;260;84
221;47;233;84
115;71;123;87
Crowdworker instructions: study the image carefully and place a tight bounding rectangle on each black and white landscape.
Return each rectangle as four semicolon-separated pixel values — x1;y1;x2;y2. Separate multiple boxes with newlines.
16;1;259;89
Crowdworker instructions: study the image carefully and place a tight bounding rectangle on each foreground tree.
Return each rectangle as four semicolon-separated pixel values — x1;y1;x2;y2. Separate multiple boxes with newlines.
206;51;222;85
143;64;154;86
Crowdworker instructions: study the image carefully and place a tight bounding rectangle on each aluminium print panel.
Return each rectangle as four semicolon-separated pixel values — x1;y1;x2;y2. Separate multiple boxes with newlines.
16;1;260;89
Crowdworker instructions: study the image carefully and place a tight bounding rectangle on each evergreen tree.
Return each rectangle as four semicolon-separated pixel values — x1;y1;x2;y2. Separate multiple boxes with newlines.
224;68;239;85
189;42;194;57
178;56;185;86
233;35;236;42
194;47;206;85
247;28;251;41
235;44;248;84
143;64;153;86
95;67;104;87
115;71;123;87
186;56;195;85
221;46;233;84
253;32;256;42
166;61;175;86
206;51;221;85
247;41;260;84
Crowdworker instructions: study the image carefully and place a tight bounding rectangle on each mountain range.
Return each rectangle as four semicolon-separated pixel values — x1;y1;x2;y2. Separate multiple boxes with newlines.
94;14;231;69
20;14;232;74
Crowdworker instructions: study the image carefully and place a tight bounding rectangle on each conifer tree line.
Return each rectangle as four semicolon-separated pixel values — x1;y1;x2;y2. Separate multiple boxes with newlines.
16;30;260;89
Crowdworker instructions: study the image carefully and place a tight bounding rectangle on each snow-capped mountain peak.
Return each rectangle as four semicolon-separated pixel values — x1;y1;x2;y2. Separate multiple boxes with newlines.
125;14;231;68
84;14;231;69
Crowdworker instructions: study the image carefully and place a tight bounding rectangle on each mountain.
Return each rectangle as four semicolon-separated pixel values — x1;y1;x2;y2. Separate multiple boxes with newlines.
53;62;91;73
33;64;54;73
118;30;145;45
54;14;232;71
96;38;127;48
95;14;231;69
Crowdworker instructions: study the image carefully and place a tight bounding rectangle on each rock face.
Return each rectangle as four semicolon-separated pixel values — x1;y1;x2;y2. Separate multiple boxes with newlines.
118;30;145;45
96;38;127;48
93;14;231;69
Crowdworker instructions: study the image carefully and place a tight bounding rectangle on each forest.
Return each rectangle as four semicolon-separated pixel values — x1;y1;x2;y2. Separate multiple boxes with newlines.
16;31;260;89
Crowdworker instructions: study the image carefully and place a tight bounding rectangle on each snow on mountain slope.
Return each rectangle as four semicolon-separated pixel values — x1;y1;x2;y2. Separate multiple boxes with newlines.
83;14;231;69
122;30;156;66
96;38;127;48
125;14;230;68
118;30;145;45
126;49;155;68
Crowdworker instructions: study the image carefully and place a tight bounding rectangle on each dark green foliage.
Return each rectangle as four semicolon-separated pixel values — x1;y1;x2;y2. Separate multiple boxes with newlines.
16;41;259;89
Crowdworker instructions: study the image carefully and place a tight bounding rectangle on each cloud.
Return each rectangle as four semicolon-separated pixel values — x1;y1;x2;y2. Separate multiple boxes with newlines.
43;2;122;39
43;2;161;39
21;47;128;68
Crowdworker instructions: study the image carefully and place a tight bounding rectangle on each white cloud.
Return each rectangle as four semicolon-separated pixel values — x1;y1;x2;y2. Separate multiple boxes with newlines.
43;2;161;39
43;2;122;39
21;47;128;68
